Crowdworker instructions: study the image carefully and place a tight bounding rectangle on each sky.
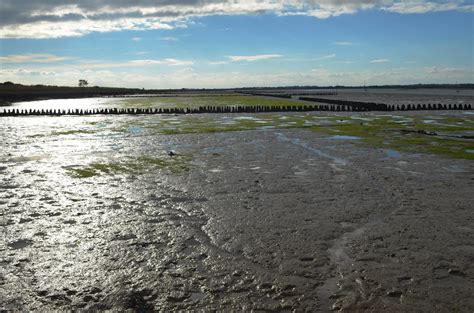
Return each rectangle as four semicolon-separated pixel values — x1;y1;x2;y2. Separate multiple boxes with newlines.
0;0;473;89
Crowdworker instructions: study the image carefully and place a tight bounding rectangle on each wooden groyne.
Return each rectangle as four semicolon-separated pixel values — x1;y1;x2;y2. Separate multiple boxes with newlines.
1;106;319;117
0;102;472;117
245;93;472;112
298;96;472;111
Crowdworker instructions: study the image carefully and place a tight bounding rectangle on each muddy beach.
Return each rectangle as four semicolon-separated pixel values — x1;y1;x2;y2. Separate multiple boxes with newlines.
1;109;473;311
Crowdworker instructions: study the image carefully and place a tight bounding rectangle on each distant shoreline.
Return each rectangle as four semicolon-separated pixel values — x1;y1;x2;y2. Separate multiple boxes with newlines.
1;82;472;106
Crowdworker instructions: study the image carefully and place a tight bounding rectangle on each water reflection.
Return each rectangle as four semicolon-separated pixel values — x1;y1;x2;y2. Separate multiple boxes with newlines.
0;97;115;112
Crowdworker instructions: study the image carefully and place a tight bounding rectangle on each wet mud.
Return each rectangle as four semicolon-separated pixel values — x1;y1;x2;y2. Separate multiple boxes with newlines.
1;115;473;311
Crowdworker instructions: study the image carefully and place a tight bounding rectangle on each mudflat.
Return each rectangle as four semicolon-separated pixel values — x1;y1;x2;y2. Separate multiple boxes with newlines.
1;111;473;311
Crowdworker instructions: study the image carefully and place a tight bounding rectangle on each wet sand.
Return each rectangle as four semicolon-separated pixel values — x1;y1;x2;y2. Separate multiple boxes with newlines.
1;124;473;311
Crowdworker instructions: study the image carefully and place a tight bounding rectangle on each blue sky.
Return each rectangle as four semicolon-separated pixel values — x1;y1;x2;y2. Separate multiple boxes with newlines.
0;1;472;88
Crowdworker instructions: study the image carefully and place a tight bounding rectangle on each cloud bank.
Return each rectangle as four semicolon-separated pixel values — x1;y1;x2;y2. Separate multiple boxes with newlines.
370;58;390;63
228;54;282;62
0;53;71;63
2;65;471;89
0;0;472;38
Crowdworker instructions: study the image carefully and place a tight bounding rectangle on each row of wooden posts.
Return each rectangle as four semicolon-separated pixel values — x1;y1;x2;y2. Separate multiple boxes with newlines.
250;93;472;111
298;97;472;111
0;101;471;117
0;93;472;117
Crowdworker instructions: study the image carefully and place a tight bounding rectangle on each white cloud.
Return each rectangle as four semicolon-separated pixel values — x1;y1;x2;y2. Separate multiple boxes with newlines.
209;60;230;65
384;2;474;14
0;53;70;63
0;1;471;39
131;37;142;42
160;36;180;41
313;54;336;61
370;59;390;63
228;54;283;62
1;58;194;71
210;54;282;64
333;41;354;46
0;17;174;39
131;59;193;66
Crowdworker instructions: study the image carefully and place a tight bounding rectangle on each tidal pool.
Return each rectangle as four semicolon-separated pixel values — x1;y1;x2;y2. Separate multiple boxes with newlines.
1;102;473;311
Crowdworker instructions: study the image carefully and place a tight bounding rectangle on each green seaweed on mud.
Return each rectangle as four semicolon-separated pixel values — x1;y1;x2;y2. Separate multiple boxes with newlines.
112;95;308;109
51;129;98;136
28;129;98;138
71;112;472;161
138;114;321;136
389;135;474;160
108;113;473;160
67;154;192;178
308;115;474;160
137;155;192;173
67;162;141;178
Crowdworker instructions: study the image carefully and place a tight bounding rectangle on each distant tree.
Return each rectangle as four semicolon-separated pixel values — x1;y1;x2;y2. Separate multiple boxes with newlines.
78;79;88;87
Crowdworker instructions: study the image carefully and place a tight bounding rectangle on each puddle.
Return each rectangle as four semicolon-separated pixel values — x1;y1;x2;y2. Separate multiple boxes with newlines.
209;168;223;173
385;149;401;158
234;116;258;121
466;149;474;154
128;126;143;134
203;147;225;154
330;135;360;140
350;116;373;121
442;165;466;173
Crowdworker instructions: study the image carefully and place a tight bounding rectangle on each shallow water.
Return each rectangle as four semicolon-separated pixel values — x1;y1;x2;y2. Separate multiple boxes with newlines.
1;97;115;112
330;135;360;140
385;149;402;158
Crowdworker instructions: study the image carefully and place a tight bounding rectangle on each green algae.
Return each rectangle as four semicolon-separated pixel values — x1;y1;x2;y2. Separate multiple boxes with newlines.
138;113;473;160
67;154;192;178
112;95;308;109
52;112;472;161
137;155;192;173
29;129;98;138
67;162;142;178
51;129;98;136
307;115;474;160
